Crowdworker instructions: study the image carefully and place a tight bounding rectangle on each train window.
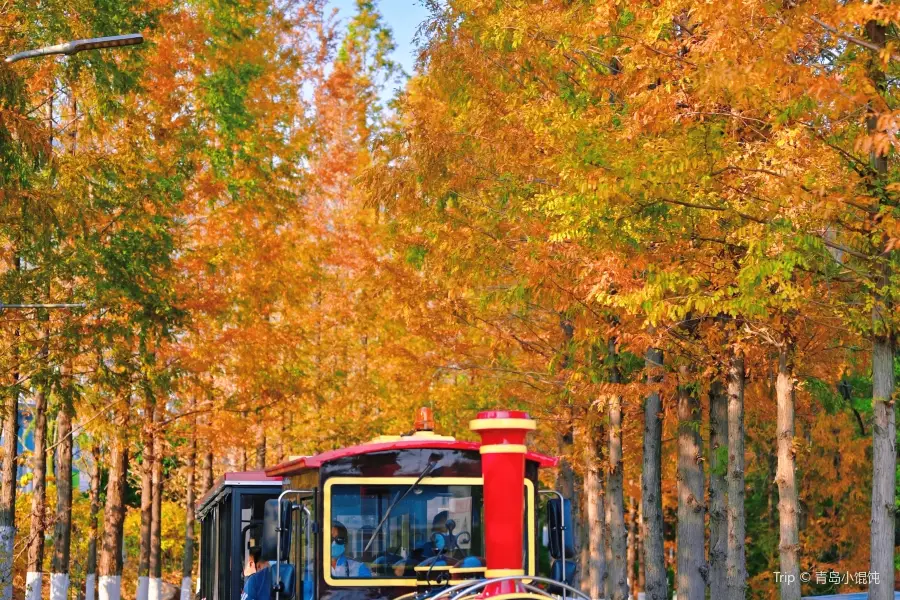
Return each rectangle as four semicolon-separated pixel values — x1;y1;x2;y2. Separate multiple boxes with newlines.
327;483;486;580
239;494;270;583
287;496;316;600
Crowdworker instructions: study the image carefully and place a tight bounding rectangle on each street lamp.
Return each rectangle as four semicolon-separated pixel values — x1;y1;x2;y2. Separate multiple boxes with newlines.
0;303;86;311
5;33;143;64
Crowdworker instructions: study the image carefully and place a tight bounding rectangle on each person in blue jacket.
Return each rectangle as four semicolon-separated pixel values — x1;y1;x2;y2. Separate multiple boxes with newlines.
330;521;372;578
241;548;295;600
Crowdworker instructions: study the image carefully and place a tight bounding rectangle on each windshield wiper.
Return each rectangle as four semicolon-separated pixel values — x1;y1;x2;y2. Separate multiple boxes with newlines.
363;457;439;554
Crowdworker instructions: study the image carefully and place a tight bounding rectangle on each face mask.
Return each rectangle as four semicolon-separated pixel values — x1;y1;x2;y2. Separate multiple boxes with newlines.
434;534;446;551
331;542;345;559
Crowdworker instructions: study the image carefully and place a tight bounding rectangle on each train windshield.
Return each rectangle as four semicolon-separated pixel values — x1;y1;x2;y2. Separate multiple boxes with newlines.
328;482;493;580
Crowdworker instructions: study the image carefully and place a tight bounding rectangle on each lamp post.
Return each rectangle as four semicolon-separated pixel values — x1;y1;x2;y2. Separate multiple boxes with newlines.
5;33;143;64
0;303;85;311
2;33;142;307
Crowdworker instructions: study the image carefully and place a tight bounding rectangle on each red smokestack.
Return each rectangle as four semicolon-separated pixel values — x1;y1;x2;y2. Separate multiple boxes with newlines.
470;410;535;597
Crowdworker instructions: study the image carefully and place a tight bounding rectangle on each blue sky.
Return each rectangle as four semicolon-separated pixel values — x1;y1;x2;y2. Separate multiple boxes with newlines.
326;0;432;79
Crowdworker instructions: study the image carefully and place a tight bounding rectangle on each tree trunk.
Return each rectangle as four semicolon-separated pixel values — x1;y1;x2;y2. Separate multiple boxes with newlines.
26;388;48;600
138;404;156;600
637;501;645;592
181;429;197;600
149;431;163;600
725;351;747;600
866;19;897;600
86;444;102;600
626;497;637;594
255;414;266;470
51;385;74;600
606;340;628;600
775;345;801;600
676;366;705;600
99;425;129;600
202;448;214;494
0;309;20;600
584;427;606;599
708;381;728;600
641;346;667;600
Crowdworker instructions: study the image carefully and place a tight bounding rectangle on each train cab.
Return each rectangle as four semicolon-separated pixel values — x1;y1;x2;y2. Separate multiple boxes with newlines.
196;471;285;600
258;408;576;600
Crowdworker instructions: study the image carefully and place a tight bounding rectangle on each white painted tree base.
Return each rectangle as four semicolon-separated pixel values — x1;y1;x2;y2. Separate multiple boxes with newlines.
148;577;161;600
137;576;149;600
50;572;69;600
180;577;191;600
85;574;96;600
25;571;41;600
0;525;16;600
99;575;122;600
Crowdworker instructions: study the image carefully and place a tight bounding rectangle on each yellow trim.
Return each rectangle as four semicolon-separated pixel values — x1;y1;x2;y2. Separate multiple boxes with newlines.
480;444;527;454
469;418;536;431
448;567;486;574
485;569;525;578
414;565;453;572
323;476;537;588
394;593;418;600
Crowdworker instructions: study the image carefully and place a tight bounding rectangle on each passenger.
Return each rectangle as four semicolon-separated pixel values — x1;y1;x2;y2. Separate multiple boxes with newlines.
241;548;296;600
244;547;264;577
392;511;452;576
240;548;270;600
331;521;372;578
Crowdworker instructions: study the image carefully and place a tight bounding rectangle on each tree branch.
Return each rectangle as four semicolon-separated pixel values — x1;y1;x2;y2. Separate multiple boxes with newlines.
811;16;900;63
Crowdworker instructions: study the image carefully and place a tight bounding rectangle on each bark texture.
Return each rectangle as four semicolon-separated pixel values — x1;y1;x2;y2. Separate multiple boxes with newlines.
866;19;897;600
641;346;667;600
0;352;18;600
137;410;154;600
99;427;129;582
181;430;197;600
626;497;637;595
676;369;705;600
86;445;102;600
726;351;747;600
606;340;628;600
708;381;728;600
775;346;801;600
202;449;214;494
255;416;266;470
584;427;606;600
26;388;48;594
51;388;74;584
149;430;163;600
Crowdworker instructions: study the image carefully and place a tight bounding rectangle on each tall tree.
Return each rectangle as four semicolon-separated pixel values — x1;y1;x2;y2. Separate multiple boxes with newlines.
865;19;897;600
25;386;48;600
725;351;747;600
98;420;129;600
641;347;667;600
51;381;75;600
148;429;163;600
583;423;605;599
708;380;728;600
605;339;628;600
85;444;103;600
775;345;801;600
181;426;197;600
137;404;155;600
676;364;705;600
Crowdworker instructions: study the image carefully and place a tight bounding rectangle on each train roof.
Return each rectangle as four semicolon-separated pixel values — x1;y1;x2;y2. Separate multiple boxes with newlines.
196;470;283;512
265;431;558;477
